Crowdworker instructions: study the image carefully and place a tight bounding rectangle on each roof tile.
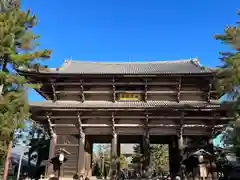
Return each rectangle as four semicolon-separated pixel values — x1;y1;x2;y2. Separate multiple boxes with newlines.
43;59;213;74
29;100;224;109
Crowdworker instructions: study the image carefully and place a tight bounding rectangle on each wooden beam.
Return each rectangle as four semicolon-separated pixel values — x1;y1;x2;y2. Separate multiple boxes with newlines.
177;77;181;103
144;79;148;102
35;115;233;121
51;124;225;128
53;82;178;86
80;79;85;102
31;107;228;112
112;76;116;102
50;80;57;102
54;90;207;95
52;124;225;129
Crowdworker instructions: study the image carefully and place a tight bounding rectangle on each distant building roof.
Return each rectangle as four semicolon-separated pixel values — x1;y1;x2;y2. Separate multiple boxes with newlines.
19;58;214;75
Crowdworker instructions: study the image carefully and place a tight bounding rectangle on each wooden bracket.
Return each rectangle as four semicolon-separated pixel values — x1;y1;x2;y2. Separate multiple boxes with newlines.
177;77;182;103
80;79;85;102
50;80;57;102
112;76;116;102
207;78;213;102
111;112;116;136
46;113;54;137
144;79;148;102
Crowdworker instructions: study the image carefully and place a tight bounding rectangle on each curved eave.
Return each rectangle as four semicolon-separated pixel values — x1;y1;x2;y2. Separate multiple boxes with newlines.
17;69;216;77
29;100;233;112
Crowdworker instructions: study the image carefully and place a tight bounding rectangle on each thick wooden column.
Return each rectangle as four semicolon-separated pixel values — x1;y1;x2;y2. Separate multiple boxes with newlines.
208;124;217;180
142;113;150;171
85;137;92;177
178;112;184;178
111;112;118;171
46;114;57;177
117;138;121;170
77;112;85;175
169;136;179;179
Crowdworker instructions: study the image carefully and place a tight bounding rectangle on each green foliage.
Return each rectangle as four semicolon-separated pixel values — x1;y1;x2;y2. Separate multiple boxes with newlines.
132;144;169;173
93;162;101;177
0;1;52;158
215;10;240;156
131;144;144;164
27;124;50;169
150;144;169;173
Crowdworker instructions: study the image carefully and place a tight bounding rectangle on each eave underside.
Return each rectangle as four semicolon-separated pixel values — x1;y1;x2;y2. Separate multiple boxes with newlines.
30;101;233;136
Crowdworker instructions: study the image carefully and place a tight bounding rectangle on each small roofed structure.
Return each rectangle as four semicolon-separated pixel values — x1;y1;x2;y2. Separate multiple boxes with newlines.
182;149;214;180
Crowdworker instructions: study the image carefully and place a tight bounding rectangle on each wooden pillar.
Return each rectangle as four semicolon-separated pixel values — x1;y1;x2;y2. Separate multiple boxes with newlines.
169;136;179;179
142;131;150;171
117;137;121;170
208;125;217;180
77;112;85;175
142;113;150;171
85;137;92;177
111;112;118;171
46;114;57;177
178;112;184;178
77;133;85;175
46;133;57;177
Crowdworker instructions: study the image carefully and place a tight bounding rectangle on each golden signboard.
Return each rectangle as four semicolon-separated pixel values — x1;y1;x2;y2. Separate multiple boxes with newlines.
118;93;141;101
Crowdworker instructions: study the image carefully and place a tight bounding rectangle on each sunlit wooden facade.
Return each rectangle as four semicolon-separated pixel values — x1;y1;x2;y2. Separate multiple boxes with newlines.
19;58;232;179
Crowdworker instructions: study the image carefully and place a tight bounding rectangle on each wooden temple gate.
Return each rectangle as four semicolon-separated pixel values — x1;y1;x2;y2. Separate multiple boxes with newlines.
18;58;233;179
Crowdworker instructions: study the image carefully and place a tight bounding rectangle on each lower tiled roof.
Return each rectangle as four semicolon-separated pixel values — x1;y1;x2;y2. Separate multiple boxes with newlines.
29;100;228;109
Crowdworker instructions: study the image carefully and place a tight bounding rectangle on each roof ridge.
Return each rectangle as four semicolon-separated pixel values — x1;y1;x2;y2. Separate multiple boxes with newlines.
62;59;194;65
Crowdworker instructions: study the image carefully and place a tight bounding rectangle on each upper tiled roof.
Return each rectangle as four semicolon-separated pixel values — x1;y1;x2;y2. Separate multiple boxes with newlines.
29;100;225;109
24;58;214;75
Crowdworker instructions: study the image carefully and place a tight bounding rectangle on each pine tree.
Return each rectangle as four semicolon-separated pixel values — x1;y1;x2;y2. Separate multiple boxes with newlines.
214;10;240;156
0;1;52;179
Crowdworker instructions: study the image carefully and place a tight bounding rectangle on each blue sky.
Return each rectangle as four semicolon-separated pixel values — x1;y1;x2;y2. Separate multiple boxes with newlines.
21;0;239;102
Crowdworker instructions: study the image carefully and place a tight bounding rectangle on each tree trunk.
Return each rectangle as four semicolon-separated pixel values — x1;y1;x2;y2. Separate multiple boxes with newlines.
3;141;12;180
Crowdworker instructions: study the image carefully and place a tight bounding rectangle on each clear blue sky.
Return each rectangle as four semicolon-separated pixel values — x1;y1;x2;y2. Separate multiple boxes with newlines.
21;0;239;102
